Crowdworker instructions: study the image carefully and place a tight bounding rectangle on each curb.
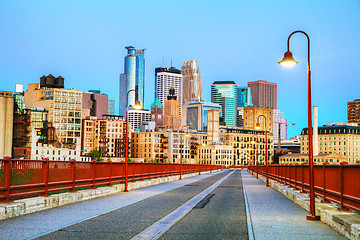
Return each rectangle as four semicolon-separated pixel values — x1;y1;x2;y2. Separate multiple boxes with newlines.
0;170;220;221
251;171;360;240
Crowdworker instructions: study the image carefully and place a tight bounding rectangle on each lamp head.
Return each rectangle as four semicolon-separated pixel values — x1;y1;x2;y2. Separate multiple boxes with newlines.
278;51;298;67
250;140;256;144
133;100;143;110
185;131;190;137
255;122;261;130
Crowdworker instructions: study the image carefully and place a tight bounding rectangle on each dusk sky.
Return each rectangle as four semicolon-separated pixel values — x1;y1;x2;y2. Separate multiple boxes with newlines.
1;0;359;138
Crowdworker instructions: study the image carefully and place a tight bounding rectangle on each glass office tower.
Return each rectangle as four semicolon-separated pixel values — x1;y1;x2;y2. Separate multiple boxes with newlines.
211;81;237;126
119;46;145;117
237;87;253;107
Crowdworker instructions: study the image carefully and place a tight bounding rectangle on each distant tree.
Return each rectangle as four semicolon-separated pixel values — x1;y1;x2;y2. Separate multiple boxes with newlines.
88;149;103;162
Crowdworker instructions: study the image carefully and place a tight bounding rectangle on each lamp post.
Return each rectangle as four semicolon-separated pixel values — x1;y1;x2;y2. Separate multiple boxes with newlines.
124;89;143;192
180;125;189;180
256;115;269;186
278;30;320;221
250;134;259;178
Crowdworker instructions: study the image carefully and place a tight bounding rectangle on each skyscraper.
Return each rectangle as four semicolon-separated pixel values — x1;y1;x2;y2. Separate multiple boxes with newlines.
211;81;237;126
237;87;253;107
155;67;182;115
119;46;145;117
181;60;202;103
248;80;277;109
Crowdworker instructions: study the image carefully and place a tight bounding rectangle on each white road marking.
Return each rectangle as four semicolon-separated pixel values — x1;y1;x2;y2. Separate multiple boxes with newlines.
131;170;235;240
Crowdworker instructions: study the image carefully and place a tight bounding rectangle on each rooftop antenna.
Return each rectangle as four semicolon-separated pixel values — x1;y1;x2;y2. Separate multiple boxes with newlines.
162;56;164;67
171;58;173;67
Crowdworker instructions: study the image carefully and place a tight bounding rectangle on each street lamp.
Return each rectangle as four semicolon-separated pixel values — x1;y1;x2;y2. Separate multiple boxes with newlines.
256;115;269;186
250;134;259;179
180;125;189;180
124;89;143;192
279;30;320;221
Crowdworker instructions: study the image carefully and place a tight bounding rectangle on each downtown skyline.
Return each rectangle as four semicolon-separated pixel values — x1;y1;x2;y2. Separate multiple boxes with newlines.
1;0;360;138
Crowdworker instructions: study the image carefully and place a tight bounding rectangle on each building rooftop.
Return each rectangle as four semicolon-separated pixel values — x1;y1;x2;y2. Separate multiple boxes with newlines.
212;81;236;85
151;97;163;107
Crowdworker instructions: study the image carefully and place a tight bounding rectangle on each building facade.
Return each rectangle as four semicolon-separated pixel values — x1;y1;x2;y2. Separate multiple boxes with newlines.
151;97;163;128
24;78;82;145
81;115;126;158
181;60;202;103
119;46;145;117
155;67;183;115
82;90;108;119
0;91;14;158
163;90;181;130
248;80;277;109
219;126;274;165
243;106;273;133
237;87;253;107
128;109;151;131
182;101;221;131
348;99;360;124
273;109;285;142
211;81;237;127
300;123;360;163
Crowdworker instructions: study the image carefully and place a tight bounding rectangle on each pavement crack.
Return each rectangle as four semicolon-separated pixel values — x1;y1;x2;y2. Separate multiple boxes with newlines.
193;194;215;209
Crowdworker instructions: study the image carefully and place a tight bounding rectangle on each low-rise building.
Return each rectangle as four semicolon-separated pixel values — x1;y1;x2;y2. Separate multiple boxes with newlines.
219;126;274;166
300;123;360;163
279;152;347;165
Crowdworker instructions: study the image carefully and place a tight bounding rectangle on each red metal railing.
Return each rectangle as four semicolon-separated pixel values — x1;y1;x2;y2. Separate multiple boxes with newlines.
248;162;360;212
0;157;223;202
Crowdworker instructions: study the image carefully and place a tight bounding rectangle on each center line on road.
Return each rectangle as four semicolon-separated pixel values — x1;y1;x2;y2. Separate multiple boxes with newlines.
131;170;235;240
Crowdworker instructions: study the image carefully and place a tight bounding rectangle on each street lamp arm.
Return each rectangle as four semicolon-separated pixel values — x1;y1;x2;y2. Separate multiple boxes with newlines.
287;30;310;69
126;89;140;107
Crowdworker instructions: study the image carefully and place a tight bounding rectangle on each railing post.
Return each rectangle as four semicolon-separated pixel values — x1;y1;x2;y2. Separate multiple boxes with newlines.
107;161;112;186
154;163;157;178
322;162;330;203
141;162;144;181
340;161;348;210
294;163;299;190
41;158;50;197
69;159;76;192
301;163;306;193
132;162;135;182
1;156;11;203
91;160;96;189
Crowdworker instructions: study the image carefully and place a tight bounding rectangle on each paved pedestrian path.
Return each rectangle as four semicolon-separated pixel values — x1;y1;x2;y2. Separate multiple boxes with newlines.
0;170;348;239
241;170;346;240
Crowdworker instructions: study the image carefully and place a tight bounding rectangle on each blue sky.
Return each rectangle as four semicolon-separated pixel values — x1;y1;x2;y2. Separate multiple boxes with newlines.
1;0;359;138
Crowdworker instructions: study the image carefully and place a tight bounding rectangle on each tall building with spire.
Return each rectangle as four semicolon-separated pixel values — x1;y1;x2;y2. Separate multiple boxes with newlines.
119;46;145;117
155;66;182;115
181;60;202;104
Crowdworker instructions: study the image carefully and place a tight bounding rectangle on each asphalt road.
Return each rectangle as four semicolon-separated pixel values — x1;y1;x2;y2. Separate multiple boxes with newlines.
37;170;248;240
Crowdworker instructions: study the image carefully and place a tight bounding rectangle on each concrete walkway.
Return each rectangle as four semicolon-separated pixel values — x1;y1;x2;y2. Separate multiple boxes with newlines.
241;170;346;240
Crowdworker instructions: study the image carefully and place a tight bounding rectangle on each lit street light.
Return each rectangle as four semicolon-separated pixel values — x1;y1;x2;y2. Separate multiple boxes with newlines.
256;115;269;186
124;89;143;192
279;30;320;221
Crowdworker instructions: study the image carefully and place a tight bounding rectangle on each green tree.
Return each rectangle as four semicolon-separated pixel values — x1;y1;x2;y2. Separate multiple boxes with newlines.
88;149;103;162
